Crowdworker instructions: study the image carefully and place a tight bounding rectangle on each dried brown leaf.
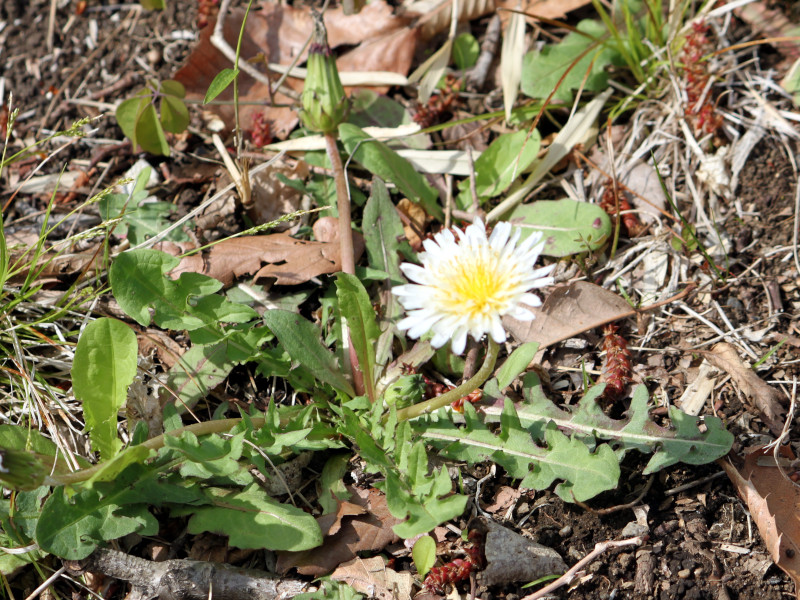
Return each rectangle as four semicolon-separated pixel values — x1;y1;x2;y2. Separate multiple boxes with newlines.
331;556;413;600
703;342;786;435
504;281;632;349
160;218;365;287
407;0;590;40
276;488;401;576
174;1;415;138
720;448;800;597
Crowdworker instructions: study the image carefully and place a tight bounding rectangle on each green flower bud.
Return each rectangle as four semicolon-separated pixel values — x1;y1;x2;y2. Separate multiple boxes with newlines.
300;13;350;134
383;374;426;409
0;447;46;491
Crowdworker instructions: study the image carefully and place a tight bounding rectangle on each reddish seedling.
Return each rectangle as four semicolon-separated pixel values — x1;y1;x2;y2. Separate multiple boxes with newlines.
413;76;462;128
600;323;632;403
422;530;485;594
599;177;645;238
250;111;274;147
681;20;723;137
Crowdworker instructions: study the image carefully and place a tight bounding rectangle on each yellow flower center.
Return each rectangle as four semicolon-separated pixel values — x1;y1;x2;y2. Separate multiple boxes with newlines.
441;252;508;318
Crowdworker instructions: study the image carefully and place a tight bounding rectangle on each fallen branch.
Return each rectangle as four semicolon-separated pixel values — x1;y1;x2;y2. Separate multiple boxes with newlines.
66;548;309;600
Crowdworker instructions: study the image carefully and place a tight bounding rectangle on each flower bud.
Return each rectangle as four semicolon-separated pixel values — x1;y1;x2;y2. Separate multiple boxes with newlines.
383;374;426;409
300;13;350;134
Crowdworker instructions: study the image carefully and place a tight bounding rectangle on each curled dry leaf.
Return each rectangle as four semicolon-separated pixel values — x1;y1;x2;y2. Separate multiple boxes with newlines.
719;447;800;596
174;1;416;139
702;342;786;435
405;0;591;40
331;556;413;600
276;487;402;576
158;217;365;286
241;159;310;228
504;281;633;350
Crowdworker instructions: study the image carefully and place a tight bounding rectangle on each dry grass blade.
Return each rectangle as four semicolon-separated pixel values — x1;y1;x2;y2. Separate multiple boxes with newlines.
501;9;526;122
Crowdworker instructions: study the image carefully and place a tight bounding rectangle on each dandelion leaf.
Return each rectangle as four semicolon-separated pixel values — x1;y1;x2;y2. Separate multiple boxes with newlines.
418;401;620;502
512;376;733;473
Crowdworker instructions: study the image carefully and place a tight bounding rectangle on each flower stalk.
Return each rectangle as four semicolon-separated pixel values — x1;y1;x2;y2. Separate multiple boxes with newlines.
392;339;500;422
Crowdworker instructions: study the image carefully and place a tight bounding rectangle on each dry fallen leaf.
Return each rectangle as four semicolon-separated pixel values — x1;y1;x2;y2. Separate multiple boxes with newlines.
174;1;416;139
406;0;591;40
504;281;633;349
702;342;786;435
276;487;402;576
331;556;413;600
160;217;365;287
720;447;800;598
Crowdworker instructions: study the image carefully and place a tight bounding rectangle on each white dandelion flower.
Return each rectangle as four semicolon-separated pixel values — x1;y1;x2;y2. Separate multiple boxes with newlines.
392;219;555;355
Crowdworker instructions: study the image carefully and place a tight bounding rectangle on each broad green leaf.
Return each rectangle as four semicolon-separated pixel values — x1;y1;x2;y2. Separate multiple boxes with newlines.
186;484;322;551
520;19;624;102
336;273;379;402
164;431;245;478
362;177;411;284
384;468;467;538
520;422;620;501
72;318;137;460
507;199;612;256
262;310;355;397
167;341;238;411
204;68;239;104
0;425;58;455
135;102;170;156
161;94;190;134
412;535;437;578
507;378;733;472
456;130;540;208
115;94;147;145
109;249;257;330
160;79;185;99
319;453;351;514
453;33;479;70
496;342;540;389
418;400;621;502
140;0;165;8
37;463;202;559
339;123;443;221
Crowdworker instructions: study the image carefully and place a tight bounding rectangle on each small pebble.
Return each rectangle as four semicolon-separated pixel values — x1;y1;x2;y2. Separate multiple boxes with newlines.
678;569;691;579
559;525;573;537
147;48;162;66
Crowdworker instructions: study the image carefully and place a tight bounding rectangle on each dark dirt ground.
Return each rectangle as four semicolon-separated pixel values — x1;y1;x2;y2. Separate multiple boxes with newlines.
1;1;799;599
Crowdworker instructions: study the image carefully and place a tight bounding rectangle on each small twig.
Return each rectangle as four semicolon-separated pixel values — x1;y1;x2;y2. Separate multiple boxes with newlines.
466;15;501;91
520;536;646;600
663;470;726;496
24;566;65;600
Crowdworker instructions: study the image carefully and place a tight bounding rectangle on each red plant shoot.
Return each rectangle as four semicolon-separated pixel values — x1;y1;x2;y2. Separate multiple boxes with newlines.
600;323;632;403
250;111;273;147
422;530;485;594
599;177;645;238
413;76;462;128
197;0;220;29
681;20;723;137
